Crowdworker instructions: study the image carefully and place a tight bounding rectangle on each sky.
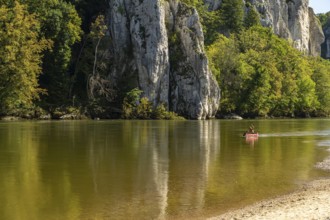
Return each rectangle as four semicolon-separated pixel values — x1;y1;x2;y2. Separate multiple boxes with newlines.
309;0;330;14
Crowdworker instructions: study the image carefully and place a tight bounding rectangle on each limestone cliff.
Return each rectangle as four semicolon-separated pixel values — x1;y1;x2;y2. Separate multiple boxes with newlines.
205;0;324;56
321;20;330;59
256;0;324;56
109;0;220;119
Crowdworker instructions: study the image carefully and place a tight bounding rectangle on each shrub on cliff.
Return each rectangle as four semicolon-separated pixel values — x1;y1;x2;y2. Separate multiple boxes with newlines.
122;89;184;120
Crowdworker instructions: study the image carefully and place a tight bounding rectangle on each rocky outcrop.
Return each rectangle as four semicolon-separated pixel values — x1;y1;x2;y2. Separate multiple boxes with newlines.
254;0;324;56
321;20;330;59
308;8;325;57
166;2;220;119
109;0;169;107
108;0;220;119
204;0;222;11
204;0;324;56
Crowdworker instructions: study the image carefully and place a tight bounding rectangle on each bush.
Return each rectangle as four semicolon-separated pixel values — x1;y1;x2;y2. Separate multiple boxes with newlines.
122;89;185;120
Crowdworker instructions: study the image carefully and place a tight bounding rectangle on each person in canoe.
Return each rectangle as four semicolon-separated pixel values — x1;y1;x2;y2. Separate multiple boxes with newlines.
243;124;256;137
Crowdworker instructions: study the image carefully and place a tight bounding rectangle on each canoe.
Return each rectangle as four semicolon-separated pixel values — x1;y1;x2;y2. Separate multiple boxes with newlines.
244;133;259;139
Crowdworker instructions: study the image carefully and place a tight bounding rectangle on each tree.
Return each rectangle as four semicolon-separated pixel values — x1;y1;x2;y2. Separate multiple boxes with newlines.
317;12;330;27
219;0;244;34
87;15;114;101
207;35;241;113
310;58;330;116
33;0;82;106
0;0;82;107
207;26;322;117
67;0;108;32
0;2;49;115
244;5;261;28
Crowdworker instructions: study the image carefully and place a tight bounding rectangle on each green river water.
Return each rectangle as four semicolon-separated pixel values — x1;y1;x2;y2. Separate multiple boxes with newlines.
0;119;330;219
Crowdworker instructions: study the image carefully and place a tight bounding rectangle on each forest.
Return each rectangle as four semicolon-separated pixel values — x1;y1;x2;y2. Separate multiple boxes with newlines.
1;0;330;119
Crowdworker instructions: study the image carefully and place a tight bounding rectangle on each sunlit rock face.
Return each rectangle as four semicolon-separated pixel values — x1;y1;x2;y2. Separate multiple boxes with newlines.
204;0;324;56
108;0;220;119
109;0;170;107
165;1;220;119
255;0;324;56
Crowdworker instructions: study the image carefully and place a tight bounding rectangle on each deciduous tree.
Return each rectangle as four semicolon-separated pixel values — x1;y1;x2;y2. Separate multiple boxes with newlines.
0;2;50;115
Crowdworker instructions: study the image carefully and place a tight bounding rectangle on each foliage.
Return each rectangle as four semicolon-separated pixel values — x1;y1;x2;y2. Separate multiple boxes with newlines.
244;5;261;28
317;12;330;27
122;89;184;120
67;0;108;32
0;2;50;115
207;26;327;117
207;35;241;112
34;0;82;106
310;58;330;116
87;15;114;101
219;0;244;34
1;0;330;119
122;88;143;119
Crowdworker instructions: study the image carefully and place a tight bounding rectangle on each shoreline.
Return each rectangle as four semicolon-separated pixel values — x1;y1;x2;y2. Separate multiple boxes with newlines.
208;178;330;220
209;151;330;220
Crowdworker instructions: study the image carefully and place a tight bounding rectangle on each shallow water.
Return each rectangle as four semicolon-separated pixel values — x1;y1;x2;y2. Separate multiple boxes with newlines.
0;119;329;219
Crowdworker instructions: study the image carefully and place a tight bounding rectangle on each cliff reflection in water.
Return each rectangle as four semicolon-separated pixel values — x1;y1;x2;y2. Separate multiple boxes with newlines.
84;120;221;219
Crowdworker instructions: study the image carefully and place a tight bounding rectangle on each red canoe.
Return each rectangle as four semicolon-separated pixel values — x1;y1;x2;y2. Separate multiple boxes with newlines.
244;133;259;139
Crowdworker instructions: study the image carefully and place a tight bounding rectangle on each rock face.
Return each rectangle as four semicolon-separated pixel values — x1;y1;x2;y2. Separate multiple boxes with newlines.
321;21;330;59
204;0;222;11
204;0;324;56
109;0;169;107
109;0;220;119
254;0;324;56
107;0;323;119
166;2;220;119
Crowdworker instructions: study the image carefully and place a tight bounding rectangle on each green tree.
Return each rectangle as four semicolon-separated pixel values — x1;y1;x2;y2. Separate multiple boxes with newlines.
0;2;49;115
0;0;82;107
34;0;82;106
207;26;321;117
207;35;241;113
219;0;244;34
244;5;261;28
310;58;330;116
317;11;330;27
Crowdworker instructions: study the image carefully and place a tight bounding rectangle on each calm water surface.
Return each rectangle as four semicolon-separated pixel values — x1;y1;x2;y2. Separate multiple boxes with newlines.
0;119;330;219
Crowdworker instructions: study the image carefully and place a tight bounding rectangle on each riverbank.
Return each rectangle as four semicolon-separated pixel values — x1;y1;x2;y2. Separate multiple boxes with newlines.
209;178;330;220
209;150;330;220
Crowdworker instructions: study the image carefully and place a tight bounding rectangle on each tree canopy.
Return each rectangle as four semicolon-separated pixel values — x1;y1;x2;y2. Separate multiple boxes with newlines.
1;0;330;119
207;26;330;117
0;2;50;115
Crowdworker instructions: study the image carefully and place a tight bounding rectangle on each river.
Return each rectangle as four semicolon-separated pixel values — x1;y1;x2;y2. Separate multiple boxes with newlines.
0;119;329;219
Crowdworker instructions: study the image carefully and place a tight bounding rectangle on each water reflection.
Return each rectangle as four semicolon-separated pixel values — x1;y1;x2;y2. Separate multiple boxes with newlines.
82;120;221;219
0;120;329;219
0;123;80;220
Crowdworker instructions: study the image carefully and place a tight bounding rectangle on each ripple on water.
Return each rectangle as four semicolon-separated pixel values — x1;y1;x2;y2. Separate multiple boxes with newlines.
260;130;330;138
315;139;330;171
317;140;330;147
